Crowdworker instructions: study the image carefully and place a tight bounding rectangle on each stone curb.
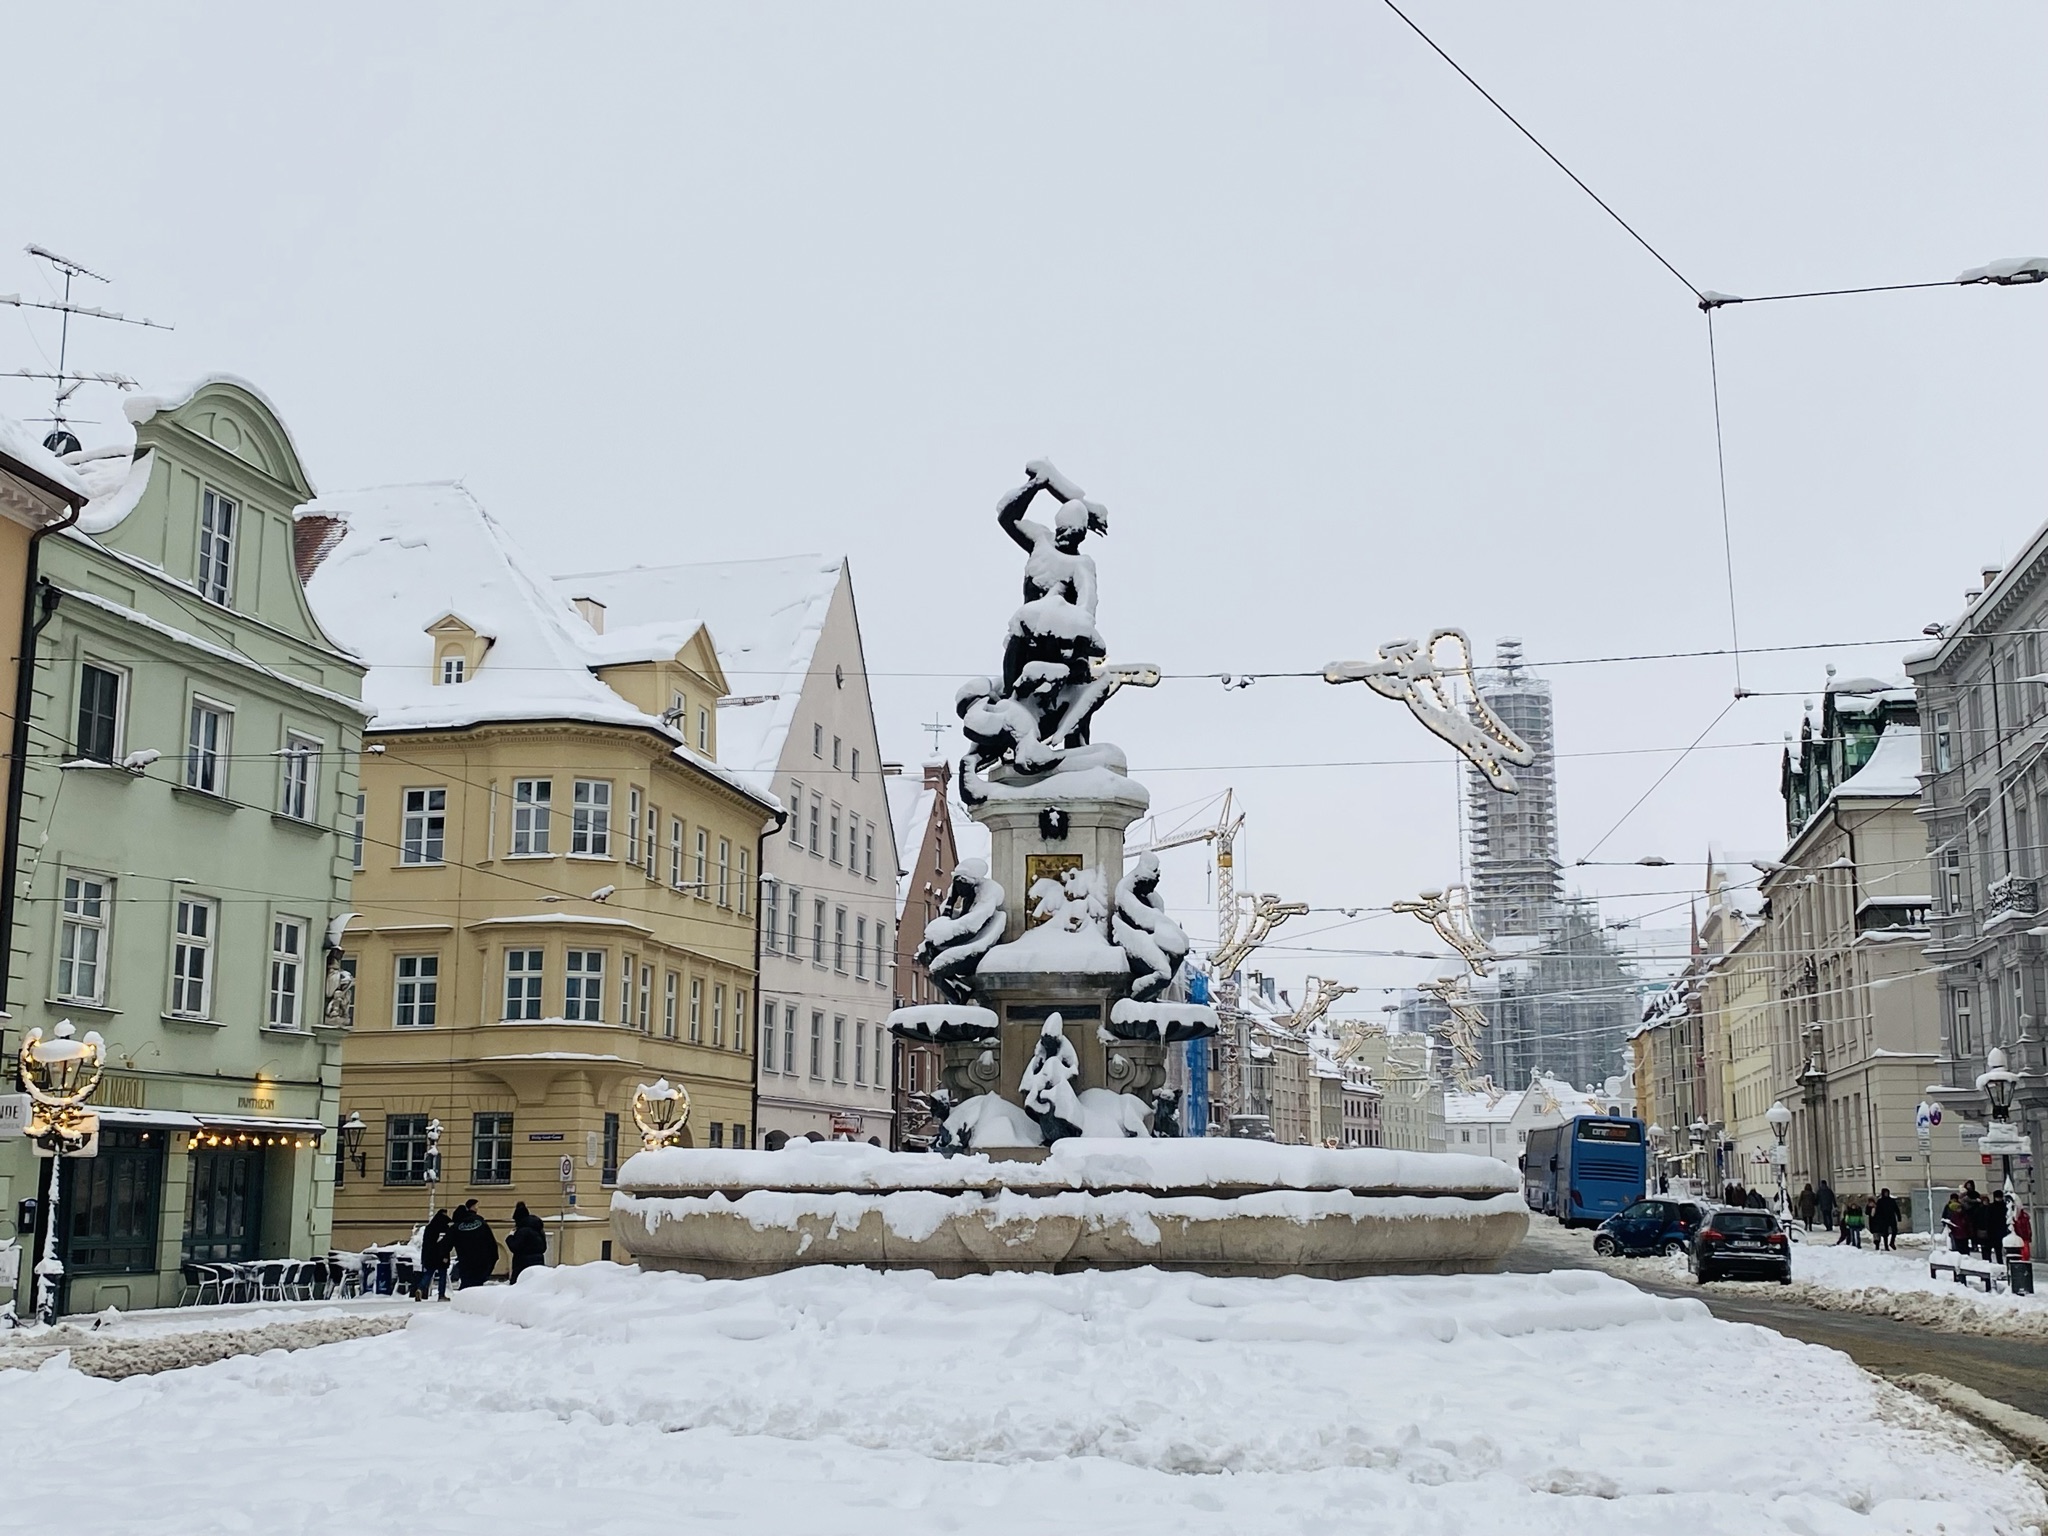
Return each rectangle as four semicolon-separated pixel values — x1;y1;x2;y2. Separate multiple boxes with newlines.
0;1313;409;1380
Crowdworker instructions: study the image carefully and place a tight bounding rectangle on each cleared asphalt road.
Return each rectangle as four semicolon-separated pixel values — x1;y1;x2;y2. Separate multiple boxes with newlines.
1506;1231;2048;1420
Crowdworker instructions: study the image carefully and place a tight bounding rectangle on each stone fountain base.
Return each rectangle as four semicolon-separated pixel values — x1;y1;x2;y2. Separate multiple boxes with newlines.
611;1139;1528;1280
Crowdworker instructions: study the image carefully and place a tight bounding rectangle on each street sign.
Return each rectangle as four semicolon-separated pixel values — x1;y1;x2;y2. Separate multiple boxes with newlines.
0;1096;28;1137
559;1155;575;1184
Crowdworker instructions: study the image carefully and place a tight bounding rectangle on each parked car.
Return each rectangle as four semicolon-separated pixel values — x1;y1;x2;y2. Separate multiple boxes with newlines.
1688;1208;1792;1284
1592;1198;1705;1257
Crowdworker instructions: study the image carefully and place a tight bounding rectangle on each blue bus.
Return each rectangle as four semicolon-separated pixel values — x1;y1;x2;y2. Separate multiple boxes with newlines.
1521;1115;1647;1226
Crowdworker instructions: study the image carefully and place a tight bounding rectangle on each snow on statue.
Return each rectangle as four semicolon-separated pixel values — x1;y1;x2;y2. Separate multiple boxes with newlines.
1112;852;1188;1001
1019;1013;1084;1143
912;859;1006;1004
998;458;1108;737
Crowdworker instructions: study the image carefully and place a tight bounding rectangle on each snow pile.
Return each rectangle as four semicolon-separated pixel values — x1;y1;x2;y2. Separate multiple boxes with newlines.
2;1264;2038;1533
619;1136;1520;1195
0;413;90;500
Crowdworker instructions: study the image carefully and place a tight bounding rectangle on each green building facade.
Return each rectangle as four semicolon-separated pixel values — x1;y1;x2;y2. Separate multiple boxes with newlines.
3;377;366;1313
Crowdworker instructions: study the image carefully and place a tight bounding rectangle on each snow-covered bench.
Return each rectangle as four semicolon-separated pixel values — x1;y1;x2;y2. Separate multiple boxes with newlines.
1928;1253;2001;1291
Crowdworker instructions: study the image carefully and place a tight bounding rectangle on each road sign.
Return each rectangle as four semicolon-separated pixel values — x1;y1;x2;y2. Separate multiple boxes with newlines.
559;1155;575;1184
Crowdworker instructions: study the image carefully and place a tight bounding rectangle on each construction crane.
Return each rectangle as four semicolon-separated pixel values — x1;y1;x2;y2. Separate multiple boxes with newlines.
1126;788;1244;951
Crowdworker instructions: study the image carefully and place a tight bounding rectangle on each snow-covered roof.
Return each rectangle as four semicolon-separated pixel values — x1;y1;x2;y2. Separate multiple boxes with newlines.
123;373;319;495
1445;1090;1522;1125
298;481;771;810
887;772;939;912
551;556;844;790
1832;721;1922;801
0;413;89;503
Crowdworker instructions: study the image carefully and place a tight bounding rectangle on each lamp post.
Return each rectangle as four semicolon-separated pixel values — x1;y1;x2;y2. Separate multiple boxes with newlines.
19;1021;106;1323
632;1079;692;1149
1766;1100;1793;1220
1977;1049;2024;1244
423;1117;443;1222
338;1111;366;1186
1688;1118;1709;1197
1647;1123;1667;1192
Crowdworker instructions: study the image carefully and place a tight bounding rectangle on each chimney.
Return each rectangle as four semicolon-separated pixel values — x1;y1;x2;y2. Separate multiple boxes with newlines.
571;596;606;633
1983;564;2005;589
922;761;951;792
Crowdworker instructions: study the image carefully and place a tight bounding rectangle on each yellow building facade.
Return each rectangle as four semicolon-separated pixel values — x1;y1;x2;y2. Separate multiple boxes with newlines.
301;483;776;1266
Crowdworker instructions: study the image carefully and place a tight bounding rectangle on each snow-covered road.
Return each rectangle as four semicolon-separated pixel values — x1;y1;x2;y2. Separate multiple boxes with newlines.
3;1263;2039;1534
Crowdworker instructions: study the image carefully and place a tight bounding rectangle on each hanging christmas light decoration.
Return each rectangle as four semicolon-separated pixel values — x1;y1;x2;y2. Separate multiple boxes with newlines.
1322;630;1534;792
1390;885;1494;977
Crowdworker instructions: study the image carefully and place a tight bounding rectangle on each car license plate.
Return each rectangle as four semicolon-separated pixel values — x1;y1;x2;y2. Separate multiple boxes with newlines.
1730;1240;1764;1250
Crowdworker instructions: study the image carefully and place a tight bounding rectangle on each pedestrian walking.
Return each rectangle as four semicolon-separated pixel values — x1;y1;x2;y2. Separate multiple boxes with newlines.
1796;1183;1817;1231
1982;1197;2009;1264
507;1201;548;1283
1841;1199;1866;1249
450;1198;500;1288
1817;1180;1837;1231
1871;1188;1900;1251
1943;1193;1969;1253
2016;1205;2034;1262
417;1208;454;1300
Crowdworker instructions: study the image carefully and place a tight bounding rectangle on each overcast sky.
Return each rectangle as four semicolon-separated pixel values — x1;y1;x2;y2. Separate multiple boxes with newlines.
8;3;2045;1018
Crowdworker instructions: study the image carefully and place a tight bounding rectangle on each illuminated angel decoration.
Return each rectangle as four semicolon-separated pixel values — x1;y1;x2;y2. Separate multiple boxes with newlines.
1391;885;1493;977
1322;629;1534;793
1418;976;1495;1096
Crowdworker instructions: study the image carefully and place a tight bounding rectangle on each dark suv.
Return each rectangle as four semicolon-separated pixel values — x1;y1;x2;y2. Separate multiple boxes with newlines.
1593;1198;1704;1257
1688;1208;1792;1284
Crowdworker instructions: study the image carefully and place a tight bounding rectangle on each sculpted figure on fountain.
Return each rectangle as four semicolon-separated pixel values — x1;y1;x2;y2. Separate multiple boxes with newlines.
913;859;1007;1005
1113;853;1189;1001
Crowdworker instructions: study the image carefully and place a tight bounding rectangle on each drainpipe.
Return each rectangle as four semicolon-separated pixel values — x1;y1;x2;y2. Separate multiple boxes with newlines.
750;808;786;1148
2;495;82;1016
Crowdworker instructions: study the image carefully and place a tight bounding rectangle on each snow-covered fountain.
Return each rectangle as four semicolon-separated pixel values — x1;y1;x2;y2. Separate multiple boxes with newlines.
614;462;1527;1277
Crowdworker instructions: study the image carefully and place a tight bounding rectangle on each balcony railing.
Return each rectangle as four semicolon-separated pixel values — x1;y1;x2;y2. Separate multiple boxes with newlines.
1989;874;2040;920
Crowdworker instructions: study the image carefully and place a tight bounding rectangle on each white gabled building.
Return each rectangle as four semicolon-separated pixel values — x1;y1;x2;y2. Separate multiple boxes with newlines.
555;556;898;1146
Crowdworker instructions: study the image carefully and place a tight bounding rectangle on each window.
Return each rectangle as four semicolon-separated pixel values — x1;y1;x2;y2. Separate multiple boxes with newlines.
813;899;826;965
511;779;552;854
689;977;703;1042
830;807;841;865
65;1127;160;1274
713;983;727;1048
268;917;307;1029
709;1122;725;1149
185;699;231;795
564;950;605;1021
280;733;320;821
472;1113;513;1184
737;848;750;916
627;788;643;869
786;886;801;955
813;722;823;758
395;955;439;1028
809;798;821;855
440;655;466;686
875;921;888;985
645;806;662;880
697;707;709;752
352;792;366;869
638;964;653;1033
169;897;216;1017
385;1114;431;1184
834;907;847;972
717;838;732;906
1944;848;1964;913
864;824;875;881
572;780;611;856
762;999;777;1072
504;949;544;1020
401;788;447;865
832;1015;846;1081
1935;710;1953;773
851;748;860;782
621;951;636;1025
695;827;709;895
75;663;123;762
669;818;683;888
57;873;110;1004
734;1122;747;1149
198;488;236;605
664;971;678;1039
783;1006;797;1076
789;782;805;844
764;880;780;952
855;1019;866;1084
734;990;747;1053
856;915;868;980
832;736;842;769
810;1011;824;1078
602;1113;621;1184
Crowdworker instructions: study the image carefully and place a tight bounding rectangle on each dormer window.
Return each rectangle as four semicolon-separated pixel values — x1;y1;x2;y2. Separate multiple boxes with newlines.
441;656;466;686
424;613;491;687
198;489;237;606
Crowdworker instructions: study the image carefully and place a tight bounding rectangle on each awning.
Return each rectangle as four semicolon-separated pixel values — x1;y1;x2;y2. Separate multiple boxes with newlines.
194;1114;328;1138
93;1107;203;1130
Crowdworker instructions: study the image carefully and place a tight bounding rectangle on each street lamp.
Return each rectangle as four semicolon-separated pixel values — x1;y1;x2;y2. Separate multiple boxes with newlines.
19;1021;106;1324
423;1117;443;1221
1766;1101;1793;1219
1977;1049;2025;1230
632;1079;692;1149
1647;1123;1667;1191
1688;1118;1709;1195
338;1111;366;1185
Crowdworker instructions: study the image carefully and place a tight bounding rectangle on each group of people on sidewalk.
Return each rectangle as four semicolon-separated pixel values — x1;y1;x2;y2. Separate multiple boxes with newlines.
414;1200;551;1298
1938;1182;2033;1263
1792;1182;1904;1249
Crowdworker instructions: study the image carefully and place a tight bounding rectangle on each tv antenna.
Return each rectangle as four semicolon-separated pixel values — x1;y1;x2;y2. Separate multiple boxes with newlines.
2;244;173;454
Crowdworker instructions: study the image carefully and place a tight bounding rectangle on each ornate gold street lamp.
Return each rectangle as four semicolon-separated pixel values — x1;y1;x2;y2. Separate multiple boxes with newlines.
19;1021;105;1323
632;1079;692;1149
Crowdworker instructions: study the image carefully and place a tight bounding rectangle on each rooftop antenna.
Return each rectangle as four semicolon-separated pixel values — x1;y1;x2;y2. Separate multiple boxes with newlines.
3;244;173;454
920;711;951;755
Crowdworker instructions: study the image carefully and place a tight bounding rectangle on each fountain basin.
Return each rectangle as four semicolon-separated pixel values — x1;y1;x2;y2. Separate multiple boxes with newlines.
612;1139;1528;1280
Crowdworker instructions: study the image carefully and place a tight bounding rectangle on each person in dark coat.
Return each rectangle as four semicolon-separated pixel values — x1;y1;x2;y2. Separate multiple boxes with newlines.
1816;1181;1837;1231
506;1201;547;1283
1871;1189;1901;1251
1796;1183;1817;1231
1982;1197;2010;1264
417;1209;454;1300
1943;1193;1969;1253
450;1198;500;1288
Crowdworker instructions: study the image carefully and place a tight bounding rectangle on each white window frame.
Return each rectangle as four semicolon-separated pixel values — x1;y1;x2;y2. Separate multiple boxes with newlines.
57;872;111;1005
169;895;218;1019
268;915;308;1030
627;787;643;869
638;963;652;1033
198;487;236;606
185;697;233;796
511;778;552;855
401;787;447;865
280;732;321;821
717;838;732;907
738;847;750;916
695;827;709;897
645;804;658;881
789;781;805;845
664;971;678;1039
762;997;777;1072
351;791;366;869
713;983;726;1048
734;989;747;1053
572;779;611;856
864;824;875;881
394;953;440;1028
440;655;466;686
564;949;605;1022
689;977;703;1043
75;659;127;764
669;817;684;888
1934;710;1953;773
504;948;544;1021
855;915;867;980
855;1018;866;1085
697;707;709;752
829;806;841;865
